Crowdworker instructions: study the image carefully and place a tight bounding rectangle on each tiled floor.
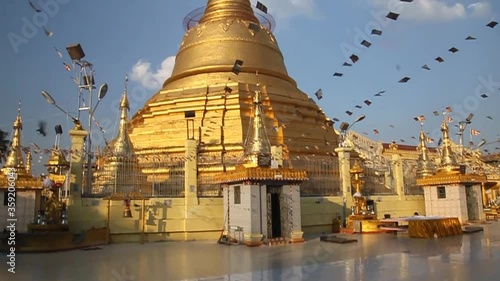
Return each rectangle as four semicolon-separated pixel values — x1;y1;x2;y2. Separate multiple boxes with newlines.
2;222;500;281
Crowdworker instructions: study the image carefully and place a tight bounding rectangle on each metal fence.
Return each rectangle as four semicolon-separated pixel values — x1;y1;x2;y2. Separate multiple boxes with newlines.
80;150;419;198
286;157;341;196
355;159;397;196
403;160;423;195
196;152;240;197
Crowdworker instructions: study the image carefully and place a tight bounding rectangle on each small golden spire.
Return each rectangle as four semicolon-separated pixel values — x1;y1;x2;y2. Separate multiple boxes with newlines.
416;129;435;178
438;120;460;173
113;75;133;156
4;102;26;174
244;90;271;166
199;0;259;24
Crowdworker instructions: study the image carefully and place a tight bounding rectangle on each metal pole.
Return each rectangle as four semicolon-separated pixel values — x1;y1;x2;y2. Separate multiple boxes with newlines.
106;199;110;244
87;71;93;195
141;199;145;244
342;195;347;228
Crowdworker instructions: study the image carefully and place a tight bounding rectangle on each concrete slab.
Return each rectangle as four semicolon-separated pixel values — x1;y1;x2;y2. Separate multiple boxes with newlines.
2;222;500;281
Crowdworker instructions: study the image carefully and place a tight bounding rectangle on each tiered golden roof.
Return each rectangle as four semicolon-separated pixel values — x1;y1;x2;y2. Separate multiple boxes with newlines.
129;0;340;181
215;164;308;184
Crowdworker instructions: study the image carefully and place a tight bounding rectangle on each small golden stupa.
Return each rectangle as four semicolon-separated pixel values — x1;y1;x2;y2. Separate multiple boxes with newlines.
437;120;461;174
0;105;41;188
93;77;148;195
128;0;340;180
416;129;436;178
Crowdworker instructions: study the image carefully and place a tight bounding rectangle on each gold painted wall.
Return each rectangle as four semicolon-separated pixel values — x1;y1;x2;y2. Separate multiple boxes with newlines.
66;195;424;242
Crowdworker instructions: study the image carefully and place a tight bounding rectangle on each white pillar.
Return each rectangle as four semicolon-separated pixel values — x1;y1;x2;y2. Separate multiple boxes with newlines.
391;154;405;200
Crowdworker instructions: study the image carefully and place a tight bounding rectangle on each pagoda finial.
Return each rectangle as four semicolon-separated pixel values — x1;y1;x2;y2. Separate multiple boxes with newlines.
3;102;26;175
243;90;271;167
113;75;133;156
416;129;435;178
438;119;460;173
199;0;259;24
120;75;130;110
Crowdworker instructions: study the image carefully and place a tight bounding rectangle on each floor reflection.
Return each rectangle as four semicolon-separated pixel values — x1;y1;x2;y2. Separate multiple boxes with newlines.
2;224;499;281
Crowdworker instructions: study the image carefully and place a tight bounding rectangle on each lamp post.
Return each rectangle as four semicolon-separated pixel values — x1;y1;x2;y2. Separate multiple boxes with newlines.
338;114;365;227
41;47;108;195
338;115;366;148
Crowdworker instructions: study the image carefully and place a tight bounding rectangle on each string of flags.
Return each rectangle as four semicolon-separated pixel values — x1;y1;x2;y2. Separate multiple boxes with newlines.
26;1;77;75
316;4;499;142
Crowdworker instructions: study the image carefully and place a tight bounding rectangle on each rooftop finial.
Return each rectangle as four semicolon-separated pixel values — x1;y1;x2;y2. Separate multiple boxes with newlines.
438;114;460;174
416;129;435;178
124;74;128;93
120;75;130;110
114;75;133;156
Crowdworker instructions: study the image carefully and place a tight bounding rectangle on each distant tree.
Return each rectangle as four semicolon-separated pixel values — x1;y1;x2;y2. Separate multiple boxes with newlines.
0;129;10;165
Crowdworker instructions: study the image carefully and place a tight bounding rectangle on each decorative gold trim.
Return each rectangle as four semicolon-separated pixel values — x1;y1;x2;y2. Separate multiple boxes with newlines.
417;173;487;186
214;165;307;184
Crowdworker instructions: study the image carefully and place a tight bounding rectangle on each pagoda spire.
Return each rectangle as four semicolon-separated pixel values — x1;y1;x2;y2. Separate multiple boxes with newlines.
416;129;435;178
243;90;271;167
4;102;27;175
438;120;460;173
113;75;134;156
199;0;259;24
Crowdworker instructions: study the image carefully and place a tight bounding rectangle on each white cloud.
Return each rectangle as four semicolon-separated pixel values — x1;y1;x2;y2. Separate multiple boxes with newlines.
130;56;175;90
368;0;491;22
252;0;318;19
468;2;492;18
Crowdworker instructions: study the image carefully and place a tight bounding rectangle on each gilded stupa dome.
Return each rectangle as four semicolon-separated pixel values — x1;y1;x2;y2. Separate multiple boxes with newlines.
128;0;340;194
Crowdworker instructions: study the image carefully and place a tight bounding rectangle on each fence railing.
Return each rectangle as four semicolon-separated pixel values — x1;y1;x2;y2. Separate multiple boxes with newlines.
80;151;423;198
354;160;397;196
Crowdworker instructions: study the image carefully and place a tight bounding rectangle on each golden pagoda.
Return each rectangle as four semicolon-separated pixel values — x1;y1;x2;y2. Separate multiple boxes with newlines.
0;105;42;232
416;129;435;178
93;77;148;195
0;105;40;187
128;0;340;181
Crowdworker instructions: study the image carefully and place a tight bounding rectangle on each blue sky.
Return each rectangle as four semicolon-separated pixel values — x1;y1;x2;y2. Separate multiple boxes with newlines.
1;0;499;175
